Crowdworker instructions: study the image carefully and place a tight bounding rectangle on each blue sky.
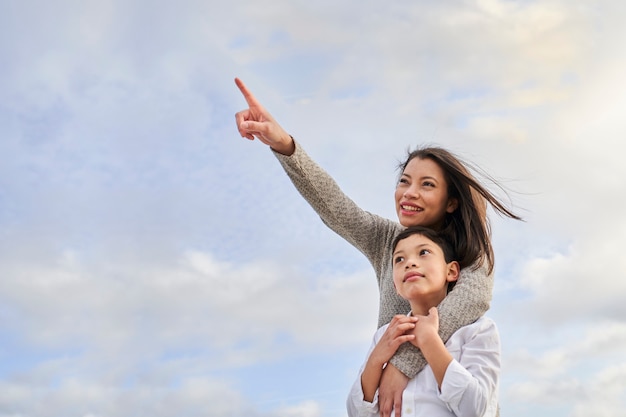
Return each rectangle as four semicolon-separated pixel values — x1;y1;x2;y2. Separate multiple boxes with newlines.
1;0;626;416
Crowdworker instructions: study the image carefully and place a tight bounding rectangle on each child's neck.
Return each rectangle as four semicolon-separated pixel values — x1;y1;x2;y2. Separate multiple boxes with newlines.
408;296;444;316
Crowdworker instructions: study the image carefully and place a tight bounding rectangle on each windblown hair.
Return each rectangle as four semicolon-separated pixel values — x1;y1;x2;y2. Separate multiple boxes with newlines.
398;146;522;274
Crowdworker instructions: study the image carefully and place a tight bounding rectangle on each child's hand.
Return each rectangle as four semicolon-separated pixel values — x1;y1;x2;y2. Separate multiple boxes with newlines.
410;307;441;349
361;315;417;404
369;315;418;367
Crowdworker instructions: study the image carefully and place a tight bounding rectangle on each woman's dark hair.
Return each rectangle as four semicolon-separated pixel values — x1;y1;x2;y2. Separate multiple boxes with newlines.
398;146;522;274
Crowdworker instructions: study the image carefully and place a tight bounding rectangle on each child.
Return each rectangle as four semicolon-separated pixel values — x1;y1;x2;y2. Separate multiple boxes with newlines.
347;226;500;417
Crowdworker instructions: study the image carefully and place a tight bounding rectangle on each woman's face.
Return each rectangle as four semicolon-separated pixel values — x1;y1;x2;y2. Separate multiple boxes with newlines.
395;157;458;229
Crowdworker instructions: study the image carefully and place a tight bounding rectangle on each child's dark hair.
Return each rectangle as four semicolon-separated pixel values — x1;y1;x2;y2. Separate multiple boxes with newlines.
392;226;456;263
392;226;459;292
398;146;522;274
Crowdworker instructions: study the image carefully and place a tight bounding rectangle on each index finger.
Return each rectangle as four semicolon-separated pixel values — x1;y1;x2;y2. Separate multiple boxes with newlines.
234;77;261;107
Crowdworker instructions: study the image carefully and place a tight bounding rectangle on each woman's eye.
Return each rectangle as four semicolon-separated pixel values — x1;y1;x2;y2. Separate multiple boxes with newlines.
422;181;435;187
399;178;409;185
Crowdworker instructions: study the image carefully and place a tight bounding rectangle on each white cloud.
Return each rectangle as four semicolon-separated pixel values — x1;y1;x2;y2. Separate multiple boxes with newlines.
0;376;255;417
275;400;322;417
505;361;626;417
2;0;626;416
573;365;626;416
0;242;376;415
502;321;626;415
0;245;378;360
505;321;626;377
512;224;626;324
506;377;585;405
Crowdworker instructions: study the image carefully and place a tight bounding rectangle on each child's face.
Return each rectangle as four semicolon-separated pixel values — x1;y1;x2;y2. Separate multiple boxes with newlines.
392;234;458;302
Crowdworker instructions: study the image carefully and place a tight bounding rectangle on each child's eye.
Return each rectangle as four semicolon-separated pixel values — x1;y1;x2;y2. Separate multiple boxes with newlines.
419;249;431;256
394;256;405;264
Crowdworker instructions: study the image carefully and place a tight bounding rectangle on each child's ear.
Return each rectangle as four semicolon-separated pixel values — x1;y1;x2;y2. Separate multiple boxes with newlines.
446;261;460;283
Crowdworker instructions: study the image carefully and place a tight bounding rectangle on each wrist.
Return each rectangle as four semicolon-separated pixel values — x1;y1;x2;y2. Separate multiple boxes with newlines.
417;328;441;348
366;352;388;371
418;325;444;346
271;134;295;156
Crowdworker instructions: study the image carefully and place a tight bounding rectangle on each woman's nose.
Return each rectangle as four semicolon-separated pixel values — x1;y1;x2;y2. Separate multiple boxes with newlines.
404;185;419;199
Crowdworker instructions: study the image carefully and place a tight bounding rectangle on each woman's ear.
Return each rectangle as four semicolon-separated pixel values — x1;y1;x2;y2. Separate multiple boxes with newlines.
446;198;459;213
446;261;460;283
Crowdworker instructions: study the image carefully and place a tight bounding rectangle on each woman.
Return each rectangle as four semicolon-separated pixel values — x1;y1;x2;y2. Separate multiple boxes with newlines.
234;77;520;417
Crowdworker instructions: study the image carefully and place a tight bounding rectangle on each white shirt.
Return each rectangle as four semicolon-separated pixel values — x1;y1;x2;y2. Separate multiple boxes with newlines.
347;316;500;417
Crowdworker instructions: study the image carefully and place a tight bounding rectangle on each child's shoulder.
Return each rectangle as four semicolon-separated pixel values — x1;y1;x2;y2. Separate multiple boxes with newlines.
475;315;496;326
468;315;498;333
447;316;499;348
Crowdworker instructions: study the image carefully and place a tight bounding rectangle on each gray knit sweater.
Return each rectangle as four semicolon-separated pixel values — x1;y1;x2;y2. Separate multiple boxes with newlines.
274;141;493;379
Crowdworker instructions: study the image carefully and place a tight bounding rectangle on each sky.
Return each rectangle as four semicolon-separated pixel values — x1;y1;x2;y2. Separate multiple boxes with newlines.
1;0;626;416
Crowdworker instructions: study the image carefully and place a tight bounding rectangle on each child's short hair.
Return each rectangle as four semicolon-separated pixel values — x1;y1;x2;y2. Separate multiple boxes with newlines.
392;226;458;292
392;226;457;262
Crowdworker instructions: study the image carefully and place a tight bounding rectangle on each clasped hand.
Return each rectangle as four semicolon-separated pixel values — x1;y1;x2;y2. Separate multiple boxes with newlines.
377;308;440;417
374;307;440;364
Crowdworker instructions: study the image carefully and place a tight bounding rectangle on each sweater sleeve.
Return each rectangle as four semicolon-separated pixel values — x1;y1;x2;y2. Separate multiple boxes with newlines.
389;262;493;379
273;140;397;277
438;262;493;345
